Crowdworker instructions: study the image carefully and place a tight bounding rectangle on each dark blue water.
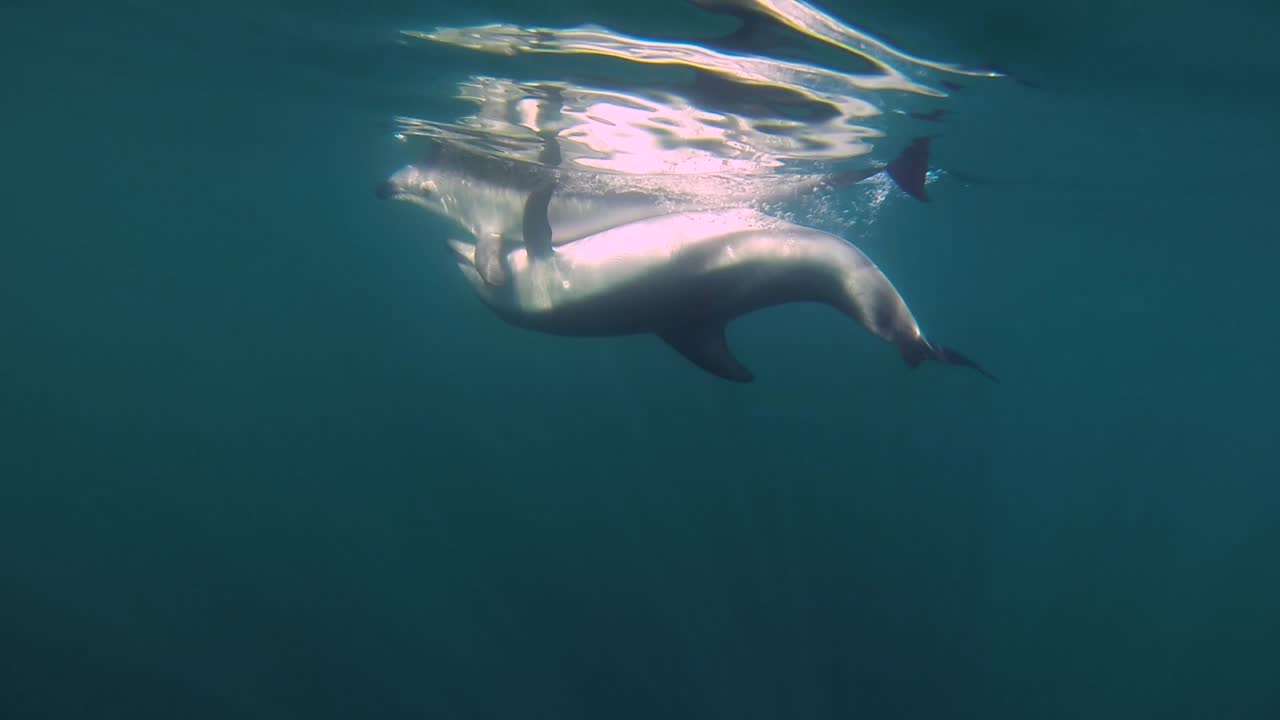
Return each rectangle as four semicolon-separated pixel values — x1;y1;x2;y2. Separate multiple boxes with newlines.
4;1;1278;718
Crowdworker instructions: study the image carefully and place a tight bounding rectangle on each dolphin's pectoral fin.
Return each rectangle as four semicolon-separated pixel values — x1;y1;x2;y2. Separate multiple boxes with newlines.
522;181;556;258
475;234;507;287
658;324;754;383
446;238;475;266
885;136;932;202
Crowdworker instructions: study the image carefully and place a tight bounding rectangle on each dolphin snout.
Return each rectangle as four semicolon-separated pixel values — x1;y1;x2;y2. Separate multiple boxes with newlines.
375;179;398;200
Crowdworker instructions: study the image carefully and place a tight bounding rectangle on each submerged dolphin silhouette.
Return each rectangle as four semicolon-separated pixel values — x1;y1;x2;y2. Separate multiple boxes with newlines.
446;200;996;383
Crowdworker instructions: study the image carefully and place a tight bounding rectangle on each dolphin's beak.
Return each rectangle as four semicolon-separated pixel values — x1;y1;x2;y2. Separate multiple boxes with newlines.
375;179;398;200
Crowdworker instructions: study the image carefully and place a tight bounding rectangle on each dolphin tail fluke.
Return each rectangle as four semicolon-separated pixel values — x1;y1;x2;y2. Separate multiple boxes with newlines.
899;337;999;382
884;136;931;202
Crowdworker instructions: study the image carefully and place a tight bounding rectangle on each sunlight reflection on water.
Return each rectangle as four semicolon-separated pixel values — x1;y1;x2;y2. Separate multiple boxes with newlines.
389;0;1002;232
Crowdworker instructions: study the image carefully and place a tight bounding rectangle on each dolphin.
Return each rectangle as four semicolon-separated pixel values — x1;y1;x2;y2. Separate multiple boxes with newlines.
444;200;995;383
378;137;932;287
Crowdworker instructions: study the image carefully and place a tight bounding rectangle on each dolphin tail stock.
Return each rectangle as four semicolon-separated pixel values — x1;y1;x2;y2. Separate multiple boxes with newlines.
829;135;933;202
897;336;999;382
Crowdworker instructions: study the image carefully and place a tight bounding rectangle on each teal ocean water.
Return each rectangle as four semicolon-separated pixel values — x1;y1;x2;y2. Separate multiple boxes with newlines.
3;1;1278;717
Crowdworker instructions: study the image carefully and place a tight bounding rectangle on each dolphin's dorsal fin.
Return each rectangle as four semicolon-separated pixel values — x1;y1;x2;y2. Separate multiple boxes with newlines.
658;324;754;383
885;136;931;202
825;135;931;201
522;181;556;258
